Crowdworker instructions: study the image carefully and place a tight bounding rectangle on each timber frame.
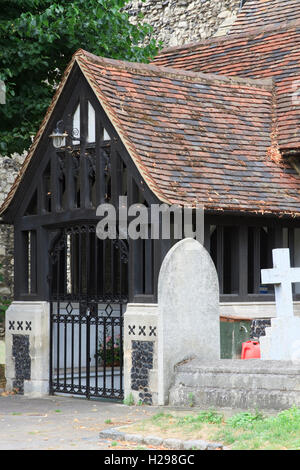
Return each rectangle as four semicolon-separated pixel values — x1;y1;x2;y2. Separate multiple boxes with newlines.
10;65;167;304
4;64;300;304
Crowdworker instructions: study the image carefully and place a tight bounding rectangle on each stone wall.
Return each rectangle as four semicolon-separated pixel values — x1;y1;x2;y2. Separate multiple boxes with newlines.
0;153;25;299
125;0;241;47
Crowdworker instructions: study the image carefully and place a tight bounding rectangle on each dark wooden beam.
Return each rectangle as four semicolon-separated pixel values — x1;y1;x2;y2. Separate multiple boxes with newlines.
204;219;211;253
14;228;28;298
144;238;153;295
30;230;37;294
274;225;283;248
253;227;261;294
95;113;104;206
50;149;60;212
37;227;49;299
80;95;89;209
217;226;224;295
238;225;248;298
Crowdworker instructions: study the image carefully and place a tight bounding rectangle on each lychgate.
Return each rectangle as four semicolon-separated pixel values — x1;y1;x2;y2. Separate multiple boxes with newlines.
2;4;300;399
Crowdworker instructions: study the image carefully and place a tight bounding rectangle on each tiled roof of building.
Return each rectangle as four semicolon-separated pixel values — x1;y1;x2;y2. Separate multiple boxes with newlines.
230;0;300;35
152;21;300;151
2;49;300;217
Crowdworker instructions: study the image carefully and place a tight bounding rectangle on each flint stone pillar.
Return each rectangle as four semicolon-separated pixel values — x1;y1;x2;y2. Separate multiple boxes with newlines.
5;301;50;397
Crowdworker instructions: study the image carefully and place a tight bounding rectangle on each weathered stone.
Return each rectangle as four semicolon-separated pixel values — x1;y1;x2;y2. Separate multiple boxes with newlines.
125;0;240;47
130;339;154;403
12;334;30;394
261;316;300;360
124;433;144;443
169;359;300;410
182;440;208;450
99;428;125;441
5;301;50;397
158;238;220;405
143;435;164;446
164;438;184;449
260;249;300;360
207;442;224;450
124;303;158;405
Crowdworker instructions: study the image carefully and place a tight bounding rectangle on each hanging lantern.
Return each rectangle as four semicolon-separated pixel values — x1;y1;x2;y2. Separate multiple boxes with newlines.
49;120;68;149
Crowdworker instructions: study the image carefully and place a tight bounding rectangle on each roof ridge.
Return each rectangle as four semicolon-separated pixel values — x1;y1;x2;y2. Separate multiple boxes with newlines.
154;18;300;57
75;49;273;91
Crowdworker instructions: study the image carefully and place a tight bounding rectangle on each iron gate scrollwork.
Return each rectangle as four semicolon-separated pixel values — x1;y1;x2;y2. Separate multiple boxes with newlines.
49;224;128;399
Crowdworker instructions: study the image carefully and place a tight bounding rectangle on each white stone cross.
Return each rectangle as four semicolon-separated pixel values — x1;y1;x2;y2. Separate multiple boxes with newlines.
261;248;300;318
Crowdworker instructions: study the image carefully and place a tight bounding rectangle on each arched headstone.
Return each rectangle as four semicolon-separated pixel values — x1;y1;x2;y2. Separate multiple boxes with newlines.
157;238;220;404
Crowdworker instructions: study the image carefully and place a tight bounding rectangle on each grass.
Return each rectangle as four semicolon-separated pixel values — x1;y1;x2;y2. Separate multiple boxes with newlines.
218;407;300;450
119;407;300;450
123;393;135;406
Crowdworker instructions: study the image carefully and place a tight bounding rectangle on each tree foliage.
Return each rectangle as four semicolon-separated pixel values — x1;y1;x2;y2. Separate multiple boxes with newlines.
0;0;160;155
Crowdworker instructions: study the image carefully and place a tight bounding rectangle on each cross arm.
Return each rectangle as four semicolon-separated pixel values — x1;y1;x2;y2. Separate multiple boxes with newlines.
261;267;300;285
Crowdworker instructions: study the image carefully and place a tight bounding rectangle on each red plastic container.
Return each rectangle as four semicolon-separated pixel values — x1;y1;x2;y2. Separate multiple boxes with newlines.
241;341;261;359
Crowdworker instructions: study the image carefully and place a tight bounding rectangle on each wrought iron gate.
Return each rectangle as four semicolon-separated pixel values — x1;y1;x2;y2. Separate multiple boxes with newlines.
49;224;128;399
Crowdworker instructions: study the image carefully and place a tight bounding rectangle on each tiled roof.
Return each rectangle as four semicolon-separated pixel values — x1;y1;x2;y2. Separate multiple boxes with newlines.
152;21;300;151
230;0;300;35
2;49;300;218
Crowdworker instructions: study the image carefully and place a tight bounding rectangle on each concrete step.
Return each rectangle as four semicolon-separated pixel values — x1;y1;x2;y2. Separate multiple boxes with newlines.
169;359;300;410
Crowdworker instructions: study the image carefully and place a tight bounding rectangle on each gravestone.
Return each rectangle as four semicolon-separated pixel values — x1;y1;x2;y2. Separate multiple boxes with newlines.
260;248;300;360
157;238;220;404
124;238;220;405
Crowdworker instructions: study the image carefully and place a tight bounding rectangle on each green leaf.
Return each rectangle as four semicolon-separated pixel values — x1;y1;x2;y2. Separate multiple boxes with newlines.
0;0;161;156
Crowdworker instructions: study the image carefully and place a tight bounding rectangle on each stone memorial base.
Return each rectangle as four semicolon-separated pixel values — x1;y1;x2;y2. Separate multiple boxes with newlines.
169;359;300;410
260;316;300;360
